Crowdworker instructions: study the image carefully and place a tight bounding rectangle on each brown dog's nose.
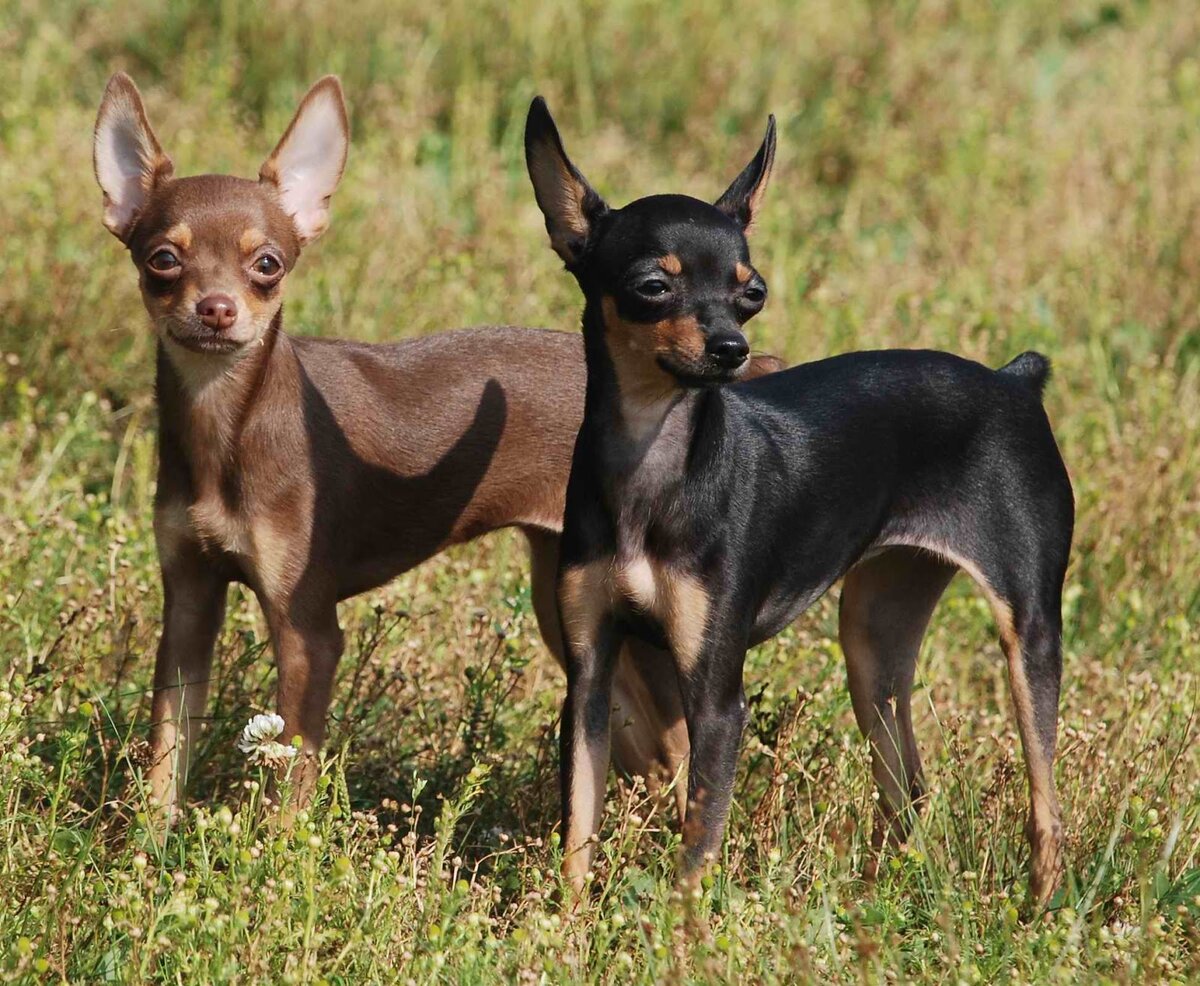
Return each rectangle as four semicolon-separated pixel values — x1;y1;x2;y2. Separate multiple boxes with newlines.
196;294;238;331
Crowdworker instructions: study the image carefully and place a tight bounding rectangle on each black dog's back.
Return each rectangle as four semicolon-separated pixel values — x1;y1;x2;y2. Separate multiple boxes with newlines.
728;348;1066;498
734;347;1049;421
703;349;1073;641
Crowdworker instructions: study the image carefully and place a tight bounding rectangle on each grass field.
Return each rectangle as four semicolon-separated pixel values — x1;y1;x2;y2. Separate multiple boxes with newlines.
2;0;1200;981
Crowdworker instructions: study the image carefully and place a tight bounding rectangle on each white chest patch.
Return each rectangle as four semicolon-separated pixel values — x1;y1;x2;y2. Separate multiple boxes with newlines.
614;555;658;611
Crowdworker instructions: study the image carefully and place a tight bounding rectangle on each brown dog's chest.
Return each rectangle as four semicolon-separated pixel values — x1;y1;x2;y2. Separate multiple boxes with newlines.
155;445;311;601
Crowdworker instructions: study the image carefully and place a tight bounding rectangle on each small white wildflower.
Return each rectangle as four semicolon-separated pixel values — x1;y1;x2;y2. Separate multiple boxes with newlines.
237;714;296;768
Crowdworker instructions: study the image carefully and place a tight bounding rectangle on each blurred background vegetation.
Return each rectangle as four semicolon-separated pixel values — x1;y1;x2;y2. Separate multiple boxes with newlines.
4;0;1200;625
1;0;1199;981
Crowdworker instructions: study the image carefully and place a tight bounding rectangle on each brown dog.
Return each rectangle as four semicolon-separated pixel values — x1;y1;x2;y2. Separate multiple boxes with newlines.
93;74;783;813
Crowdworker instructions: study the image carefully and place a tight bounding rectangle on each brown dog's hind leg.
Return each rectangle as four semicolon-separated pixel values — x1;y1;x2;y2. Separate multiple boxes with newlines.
526;528;568;664
618;638;690;819
839;547;956;868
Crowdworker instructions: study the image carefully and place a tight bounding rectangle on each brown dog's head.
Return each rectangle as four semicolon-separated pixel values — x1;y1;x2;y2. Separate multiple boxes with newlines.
93;74;348;356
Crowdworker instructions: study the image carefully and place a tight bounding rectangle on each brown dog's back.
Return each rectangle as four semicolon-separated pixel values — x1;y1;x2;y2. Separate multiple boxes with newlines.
288;327;583;597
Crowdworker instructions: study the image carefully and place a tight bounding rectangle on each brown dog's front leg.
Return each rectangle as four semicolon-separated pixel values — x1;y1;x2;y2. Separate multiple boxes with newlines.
265;597;344;807
146;552;227;817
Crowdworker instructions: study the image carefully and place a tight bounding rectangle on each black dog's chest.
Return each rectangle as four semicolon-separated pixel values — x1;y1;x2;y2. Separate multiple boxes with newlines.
614;604;671;650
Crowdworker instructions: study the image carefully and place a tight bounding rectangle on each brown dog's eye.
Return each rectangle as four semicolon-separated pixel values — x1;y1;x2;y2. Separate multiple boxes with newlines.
250;253;283;284
147;250;181;277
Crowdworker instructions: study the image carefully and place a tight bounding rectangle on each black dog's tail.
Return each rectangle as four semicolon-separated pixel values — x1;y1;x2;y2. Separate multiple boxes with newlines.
998;351;1052;398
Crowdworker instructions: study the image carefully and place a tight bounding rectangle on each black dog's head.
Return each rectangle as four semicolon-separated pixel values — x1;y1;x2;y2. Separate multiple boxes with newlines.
525;98;775;385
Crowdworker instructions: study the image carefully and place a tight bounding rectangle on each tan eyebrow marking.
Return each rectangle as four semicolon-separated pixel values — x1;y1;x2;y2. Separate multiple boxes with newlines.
658;254;683;275
735;262;752;284
239;228;267;254
165;223;192;251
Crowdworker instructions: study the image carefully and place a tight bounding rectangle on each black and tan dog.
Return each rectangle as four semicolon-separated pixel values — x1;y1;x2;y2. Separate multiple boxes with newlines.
525;98;1074;906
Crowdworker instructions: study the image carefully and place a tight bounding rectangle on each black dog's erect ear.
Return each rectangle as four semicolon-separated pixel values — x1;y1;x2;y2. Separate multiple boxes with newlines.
524;97;608;266
714;115;776;233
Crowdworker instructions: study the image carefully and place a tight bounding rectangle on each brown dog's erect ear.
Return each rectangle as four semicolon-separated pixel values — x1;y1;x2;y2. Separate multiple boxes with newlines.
259;76;349;245
93;73;174;242
524;97;608;266
742;353;787;380
714;116;776;232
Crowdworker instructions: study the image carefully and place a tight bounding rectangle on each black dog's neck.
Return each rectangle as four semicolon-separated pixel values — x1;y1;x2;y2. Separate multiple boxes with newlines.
577;298;728;532
579;297;692;437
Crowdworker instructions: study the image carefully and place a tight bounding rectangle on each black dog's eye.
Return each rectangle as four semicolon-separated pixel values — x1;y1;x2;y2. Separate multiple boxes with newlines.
147;249;180;275
249;253;284;284
635;278;670;299
743;285;766;304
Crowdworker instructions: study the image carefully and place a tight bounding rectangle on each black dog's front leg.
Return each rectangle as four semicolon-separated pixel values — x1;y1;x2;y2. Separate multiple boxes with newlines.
677;639;750;881
557;563;621;897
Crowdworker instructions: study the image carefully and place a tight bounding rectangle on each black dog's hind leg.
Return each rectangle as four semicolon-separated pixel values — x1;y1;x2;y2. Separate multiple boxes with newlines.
883;533;1068;907
839;547;956;869
958;530;1067;907
996;588;1065;906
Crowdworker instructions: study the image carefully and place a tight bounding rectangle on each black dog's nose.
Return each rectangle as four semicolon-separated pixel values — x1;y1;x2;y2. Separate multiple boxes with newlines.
196;294;238;331
706;333;749;369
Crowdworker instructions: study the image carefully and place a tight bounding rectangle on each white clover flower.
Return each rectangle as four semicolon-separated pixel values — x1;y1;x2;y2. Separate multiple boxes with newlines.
237;714;296;768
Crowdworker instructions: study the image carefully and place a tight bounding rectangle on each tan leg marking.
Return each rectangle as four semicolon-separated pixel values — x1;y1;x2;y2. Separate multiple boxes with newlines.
563;712;611;894
558;561;613;654
882;536;1064;904
558;561;616;893
998;610;1064;906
